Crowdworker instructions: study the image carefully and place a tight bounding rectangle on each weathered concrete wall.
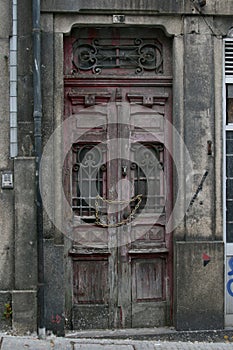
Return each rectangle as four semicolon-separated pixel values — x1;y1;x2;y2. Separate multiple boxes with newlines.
14;158;37;333
44;240;65;336
41;14;54;150
41;0;184;13
14;158;37;291
0;0;13;332
17;0;34;157
0;292;12;331
12;291;37;334
40;14;56;240
0;0;228;334
213;36;223;240
173;14;224;330
40;0;233;16
50;11;225;332
175;242;224;330
184;16;215;239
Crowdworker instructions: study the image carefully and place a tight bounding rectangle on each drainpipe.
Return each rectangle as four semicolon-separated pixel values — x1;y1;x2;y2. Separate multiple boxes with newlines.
32;0;45;337
10;0;18;157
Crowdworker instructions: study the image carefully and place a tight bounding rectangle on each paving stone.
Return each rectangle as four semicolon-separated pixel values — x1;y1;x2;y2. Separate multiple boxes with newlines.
134;342;156;350
74;344;134;350
2;337;233;350
53;338;74;349
1;337;50;350
151;342;233;350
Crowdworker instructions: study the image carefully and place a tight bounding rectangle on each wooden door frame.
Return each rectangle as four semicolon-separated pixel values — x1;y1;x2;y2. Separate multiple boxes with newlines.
51;20;184;328
63;26;174;329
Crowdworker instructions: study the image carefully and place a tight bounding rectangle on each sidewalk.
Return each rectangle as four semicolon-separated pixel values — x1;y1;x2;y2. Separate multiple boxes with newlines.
1;336;233;350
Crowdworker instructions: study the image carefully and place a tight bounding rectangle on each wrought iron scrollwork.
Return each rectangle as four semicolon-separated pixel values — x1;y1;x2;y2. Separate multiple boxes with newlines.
72;38;163;75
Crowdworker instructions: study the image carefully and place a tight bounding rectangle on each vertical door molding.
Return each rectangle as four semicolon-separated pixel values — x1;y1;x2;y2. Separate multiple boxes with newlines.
172;35;185;239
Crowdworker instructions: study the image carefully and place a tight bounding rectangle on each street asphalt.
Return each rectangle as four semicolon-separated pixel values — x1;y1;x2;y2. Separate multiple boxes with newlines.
1;336;233;350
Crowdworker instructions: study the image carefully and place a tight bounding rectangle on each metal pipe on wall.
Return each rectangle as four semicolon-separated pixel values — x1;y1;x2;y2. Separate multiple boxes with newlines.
32;0;45;337
10;0;18;157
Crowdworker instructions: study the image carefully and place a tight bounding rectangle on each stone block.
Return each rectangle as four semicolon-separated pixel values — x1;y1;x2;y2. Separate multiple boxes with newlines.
41;13;54;32
132;302;168;328
17;0;32;37
43;210;55;240
0;292;12;331
41;0;183;13
175;241;224;330
17;122;34;157
0;39;10;167
184;0;233;15
0;39;10;79
74;345;134;350
44;240;65;335
209;0;233;15
1;338;49;350
40;0;233;15
41;32;54;99
73;305;109;330
214;17;233;36
17;75;33;121
42;121;54;149
17;37;33;77
0;0;12;38
14;158;37;290
183;31;215;239
0;113;10;168
12;291;37;334
0;188;14;290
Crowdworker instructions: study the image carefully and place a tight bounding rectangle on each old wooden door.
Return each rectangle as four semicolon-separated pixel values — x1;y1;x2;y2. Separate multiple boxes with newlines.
64;27;173;329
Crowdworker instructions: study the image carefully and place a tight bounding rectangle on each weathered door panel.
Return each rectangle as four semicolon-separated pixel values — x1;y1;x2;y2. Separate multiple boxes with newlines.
131;256;167;327
72;256;109;329
65;91;120;329
64;27;173;330
117;92;172;328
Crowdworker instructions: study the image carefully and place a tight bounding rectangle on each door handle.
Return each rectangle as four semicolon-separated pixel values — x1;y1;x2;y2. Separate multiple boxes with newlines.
122;166;127;177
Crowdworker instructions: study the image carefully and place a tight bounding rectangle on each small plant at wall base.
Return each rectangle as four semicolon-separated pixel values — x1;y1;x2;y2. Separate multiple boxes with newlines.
3;303;12;319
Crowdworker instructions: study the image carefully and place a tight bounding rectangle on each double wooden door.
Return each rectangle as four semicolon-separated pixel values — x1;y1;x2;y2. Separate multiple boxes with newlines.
64;27;173;329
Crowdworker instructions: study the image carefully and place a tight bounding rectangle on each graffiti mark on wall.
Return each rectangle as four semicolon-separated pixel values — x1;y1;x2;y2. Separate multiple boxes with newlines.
51;313;62;324
187;170;208;212
202;253;211;267
227;257;233;297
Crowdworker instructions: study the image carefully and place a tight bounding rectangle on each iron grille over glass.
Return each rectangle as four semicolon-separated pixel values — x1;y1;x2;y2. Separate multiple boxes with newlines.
71;142;164;222
72;143;106;217
130;144;165;214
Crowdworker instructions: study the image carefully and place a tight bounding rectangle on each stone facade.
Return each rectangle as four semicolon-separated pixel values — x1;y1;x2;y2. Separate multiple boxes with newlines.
0;0;231;334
